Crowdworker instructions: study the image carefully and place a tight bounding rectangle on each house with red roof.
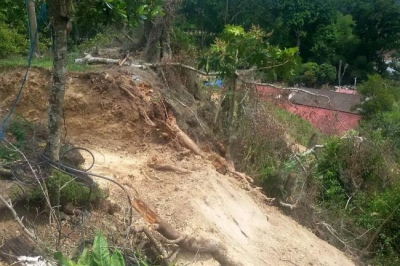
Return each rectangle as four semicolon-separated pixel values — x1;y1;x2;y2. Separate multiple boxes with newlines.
257;86;362;135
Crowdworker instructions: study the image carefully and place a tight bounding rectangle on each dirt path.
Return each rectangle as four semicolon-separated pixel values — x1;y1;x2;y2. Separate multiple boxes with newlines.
0;67;355;265
70;134;354;266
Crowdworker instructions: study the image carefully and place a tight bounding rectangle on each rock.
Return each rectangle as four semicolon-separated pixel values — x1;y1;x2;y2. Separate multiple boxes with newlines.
59;212;70;221
62;202;75;215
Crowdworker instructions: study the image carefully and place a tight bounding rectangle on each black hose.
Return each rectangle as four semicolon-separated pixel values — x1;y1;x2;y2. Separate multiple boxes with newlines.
39;152;134;229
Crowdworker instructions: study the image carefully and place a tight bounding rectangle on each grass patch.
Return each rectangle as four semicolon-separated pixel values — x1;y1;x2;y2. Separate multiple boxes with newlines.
0;53;93;72
270;104;325;146
25;170;105;207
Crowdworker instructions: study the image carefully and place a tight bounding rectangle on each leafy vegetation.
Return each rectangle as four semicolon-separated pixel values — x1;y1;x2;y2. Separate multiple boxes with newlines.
356;74;400;119
0;116;33;162
297;62;337;87
315;132;400;263
55;231;126;266
2;0;400;264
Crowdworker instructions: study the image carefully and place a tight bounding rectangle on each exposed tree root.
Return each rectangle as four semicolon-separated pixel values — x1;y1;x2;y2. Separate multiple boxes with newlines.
0;195;40;243
132;198;243;266
0;167;12;178
147;163;191;174
210;154;254;189
119;85;156;127
279;200;297;210
155;118;205;158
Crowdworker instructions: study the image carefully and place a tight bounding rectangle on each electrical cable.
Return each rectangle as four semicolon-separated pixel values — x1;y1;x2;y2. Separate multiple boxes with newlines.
0;2;47;141
39;153;135;231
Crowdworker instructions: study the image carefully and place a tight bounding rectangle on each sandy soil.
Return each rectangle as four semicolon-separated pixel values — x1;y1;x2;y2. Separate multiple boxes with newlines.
0;67;355;266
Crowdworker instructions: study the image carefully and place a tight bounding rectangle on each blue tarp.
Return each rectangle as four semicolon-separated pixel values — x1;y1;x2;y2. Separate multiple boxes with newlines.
204;79;223;88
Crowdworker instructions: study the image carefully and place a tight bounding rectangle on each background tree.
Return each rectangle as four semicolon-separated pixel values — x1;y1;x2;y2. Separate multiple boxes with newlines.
350;0;400;73
356;74;399;119
45;0;73;161
142;0;175;62
199;25;297;162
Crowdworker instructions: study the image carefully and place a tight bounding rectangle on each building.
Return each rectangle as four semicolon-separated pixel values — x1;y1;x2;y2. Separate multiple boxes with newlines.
258;86;362;135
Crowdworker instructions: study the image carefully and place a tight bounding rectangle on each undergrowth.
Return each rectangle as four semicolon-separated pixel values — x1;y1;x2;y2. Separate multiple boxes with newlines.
26;170;105;207
55;231;153;266
0;53;93;72
270;104;325;146
0;115;33;162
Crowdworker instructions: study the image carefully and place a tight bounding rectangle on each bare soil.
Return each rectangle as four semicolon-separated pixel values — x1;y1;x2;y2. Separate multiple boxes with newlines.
0;66;355;265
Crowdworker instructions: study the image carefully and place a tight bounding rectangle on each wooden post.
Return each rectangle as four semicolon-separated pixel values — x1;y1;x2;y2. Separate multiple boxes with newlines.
27;0;39;54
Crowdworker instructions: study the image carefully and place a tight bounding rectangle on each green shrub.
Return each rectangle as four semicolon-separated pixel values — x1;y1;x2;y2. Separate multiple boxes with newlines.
315;132;400;263
298;62;337;87
8;116;32;142
27;171;105;207
0;22;27;58
55;231;126;266
0;116;32;162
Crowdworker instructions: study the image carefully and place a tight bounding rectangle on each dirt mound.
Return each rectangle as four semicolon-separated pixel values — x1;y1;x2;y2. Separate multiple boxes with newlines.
0;67;355;265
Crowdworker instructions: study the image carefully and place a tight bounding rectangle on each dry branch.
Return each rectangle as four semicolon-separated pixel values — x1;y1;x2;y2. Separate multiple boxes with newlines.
0;195;38;242
132;198;243;266
0;167;12;178
119;86;156;127
147;163;191;174
155;118;205;158
279;200;297;210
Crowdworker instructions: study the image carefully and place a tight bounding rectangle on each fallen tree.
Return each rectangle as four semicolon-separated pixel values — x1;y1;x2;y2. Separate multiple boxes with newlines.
131;198;243;266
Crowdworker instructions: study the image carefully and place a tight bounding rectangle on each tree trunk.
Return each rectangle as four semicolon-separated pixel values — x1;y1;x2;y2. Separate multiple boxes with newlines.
295;29;301;55
27;0;39;54
45;0;71;161
225;76;237;166
142;0;176;62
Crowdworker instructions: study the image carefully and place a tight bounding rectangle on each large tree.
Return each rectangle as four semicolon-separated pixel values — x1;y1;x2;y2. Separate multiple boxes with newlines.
350;0;400;72
45;0;72;161
199;25;297;163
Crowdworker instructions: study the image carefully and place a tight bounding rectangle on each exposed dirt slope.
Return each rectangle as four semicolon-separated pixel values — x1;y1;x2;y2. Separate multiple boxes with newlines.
0;67;354;265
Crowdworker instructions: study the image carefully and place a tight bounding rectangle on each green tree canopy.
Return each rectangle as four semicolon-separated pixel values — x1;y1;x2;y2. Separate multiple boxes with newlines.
357;74;400;118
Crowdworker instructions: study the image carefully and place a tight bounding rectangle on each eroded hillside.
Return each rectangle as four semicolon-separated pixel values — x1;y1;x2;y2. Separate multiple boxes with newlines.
0;66;354;266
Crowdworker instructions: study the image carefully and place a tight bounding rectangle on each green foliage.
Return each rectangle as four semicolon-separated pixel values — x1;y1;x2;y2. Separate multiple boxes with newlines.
0;54;92;72
55;231;126;266
0;116;33;162
351;0;400;71
271;106;323;146
75;31;119;52
0;20;27;58
361;104;400;158
47;171;105;206
8;116;32;142
298;62;336;87
357;74;399;119
73;0;164;40
26;170;104;206
314;132;400;262
0;146;19;162
199;25;298;79
334;13;360;61
0;0;26;35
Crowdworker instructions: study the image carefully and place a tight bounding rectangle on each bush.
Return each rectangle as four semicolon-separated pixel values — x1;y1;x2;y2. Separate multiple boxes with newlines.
55;231;125;266
0;116;32;162
27;171;105;207
298;62;337;87
0;22;27;58
314;132;400;263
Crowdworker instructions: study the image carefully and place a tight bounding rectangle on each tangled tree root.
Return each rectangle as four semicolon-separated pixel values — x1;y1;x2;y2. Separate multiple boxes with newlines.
132;198;243;266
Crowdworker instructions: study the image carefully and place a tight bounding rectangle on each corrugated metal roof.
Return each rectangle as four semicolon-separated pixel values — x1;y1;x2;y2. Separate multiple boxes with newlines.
289;88;361;114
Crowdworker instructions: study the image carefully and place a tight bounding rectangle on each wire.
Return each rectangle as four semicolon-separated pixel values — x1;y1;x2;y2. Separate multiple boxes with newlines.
0;2;47;141
1;137;135;239
39;153;135;231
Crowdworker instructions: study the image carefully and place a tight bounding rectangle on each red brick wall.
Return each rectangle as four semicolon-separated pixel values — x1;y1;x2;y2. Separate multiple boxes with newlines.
284;104;361;135
256;86;361;135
